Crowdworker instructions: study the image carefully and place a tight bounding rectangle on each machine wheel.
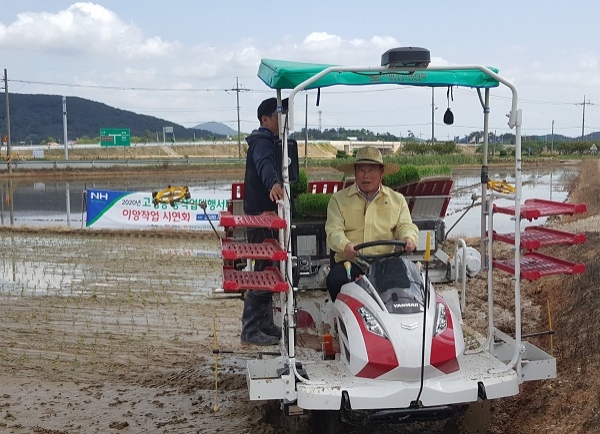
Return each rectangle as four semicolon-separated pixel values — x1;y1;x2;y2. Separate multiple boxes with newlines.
310;410;346;434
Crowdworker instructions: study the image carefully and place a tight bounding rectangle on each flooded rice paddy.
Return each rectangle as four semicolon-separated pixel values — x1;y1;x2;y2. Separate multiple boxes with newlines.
0;166;577;302
0;166;577;238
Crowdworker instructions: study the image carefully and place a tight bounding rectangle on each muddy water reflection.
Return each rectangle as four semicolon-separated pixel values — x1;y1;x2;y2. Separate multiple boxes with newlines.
0;167;577;237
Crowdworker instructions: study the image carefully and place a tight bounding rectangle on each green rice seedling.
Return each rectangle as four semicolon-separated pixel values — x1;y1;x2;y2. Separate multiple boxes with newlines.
90;351;98;371
295;193;331;217
17;351;26;366
52;354;60;371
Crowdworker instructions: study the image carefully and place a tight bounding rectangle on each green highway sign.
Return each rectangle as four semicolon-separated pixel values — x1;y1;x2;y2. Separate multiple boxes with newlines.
100;128;131;147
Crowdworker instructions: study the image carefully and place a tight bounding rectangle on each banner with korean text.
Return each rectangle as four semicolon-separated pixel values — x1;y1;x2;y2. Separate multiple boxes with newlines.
86;189;229;229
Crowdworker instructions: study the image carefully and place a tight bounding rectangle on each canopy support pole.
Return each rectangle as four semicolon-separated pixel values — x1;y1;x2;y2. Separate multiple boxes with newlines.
480;88;490;269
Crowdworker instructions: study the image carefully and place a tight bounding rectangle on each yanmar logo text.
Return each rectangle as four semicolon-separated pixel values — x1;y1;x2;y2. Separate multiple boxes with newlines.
394;302;420;309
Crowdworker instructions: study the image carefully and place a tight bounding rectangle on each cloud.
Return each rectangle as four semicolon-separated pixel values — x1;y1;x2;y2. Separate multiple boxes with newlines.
262;33;455;71
303;32;342;46
576;53;599;72
180;31;407;86
258;32;403;67
0;2;178;59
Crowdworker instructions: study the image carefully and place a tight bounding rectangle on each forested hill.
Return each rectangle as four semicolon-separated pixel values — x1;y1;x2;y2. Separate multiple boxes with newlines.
0;93;219;143
2;93;598;145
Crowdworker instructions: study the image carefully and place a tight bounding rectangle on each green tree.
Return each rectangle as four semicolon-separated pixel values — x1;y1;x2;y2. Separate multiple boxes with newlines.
403;143;429;155
432;142;458;155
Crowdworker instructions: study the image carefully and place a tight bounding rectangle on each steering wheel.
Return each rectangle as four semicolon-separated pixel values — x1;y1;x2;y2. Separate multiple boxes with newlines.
354;239;407;264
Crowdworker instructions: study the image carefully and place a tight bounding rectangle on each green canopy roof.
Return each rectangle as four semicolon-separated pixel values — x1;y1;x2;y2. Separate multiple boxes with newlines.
258;59;500;90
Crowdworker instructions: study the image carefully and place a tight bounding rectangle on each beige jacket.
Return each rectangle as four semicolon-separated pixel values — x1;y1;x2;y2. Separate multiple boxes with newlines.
325;184;419;264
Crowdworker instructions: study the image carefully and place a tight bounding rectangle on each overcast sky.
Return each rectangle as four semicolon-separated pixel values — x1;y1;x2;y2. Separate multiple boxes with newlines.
1;1;599;140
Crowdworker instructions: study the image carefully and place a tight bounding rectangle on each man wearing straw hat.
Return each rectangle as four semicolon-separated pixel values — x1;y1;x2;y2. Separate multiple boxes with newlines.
325;146;419;301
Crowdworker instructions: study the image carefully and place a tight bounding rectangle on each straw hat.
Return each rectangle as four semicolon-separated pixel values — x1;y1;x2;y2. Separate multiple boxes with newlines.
336;146;400;175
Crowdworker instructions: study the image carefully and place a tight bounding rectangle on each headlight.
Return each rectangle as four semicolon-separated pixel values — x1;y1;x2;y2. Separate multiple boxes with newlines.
357;307;389;339
434;303;447;336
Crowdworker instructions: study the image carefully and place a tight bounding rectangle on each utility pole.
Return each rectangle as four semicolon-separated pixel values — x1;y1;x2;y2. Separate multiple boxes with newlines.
4;69;11;174
551;120;554;153
577;95;593;141
318;110;322;131
235;77;241;158
63;96;69;160
431;87;435;144
304;93;308;168
581;95;586;141
231;77;249;158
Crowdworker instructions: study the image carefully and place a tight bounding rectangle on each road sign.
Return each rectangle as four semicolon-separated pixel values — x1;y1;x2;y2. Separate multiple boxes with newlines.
100;128;131;147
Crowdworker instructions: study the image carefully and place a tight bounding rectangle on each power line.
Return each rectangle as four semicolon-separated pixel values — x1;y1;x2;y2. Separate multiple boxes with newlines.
9;78;261;93
7;74;598;139
8;76;599;109
123;107;234;113
8;64;257;80
453;87;594;107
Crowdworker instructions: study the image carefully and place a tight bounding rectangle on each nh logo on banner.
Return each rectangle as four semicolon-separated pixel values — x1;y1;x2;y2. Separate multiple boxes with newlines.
90;191;109;200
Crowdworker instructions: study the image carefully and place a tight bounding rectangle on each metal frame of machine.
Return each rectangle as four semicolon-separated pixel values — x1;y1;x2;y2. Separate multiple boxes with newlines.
217;48;582;428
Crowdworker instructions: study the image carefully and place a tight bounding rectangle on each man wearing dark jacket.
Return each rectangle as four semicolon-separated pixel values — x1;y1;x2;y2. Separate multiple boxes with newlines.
240;97;288;345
